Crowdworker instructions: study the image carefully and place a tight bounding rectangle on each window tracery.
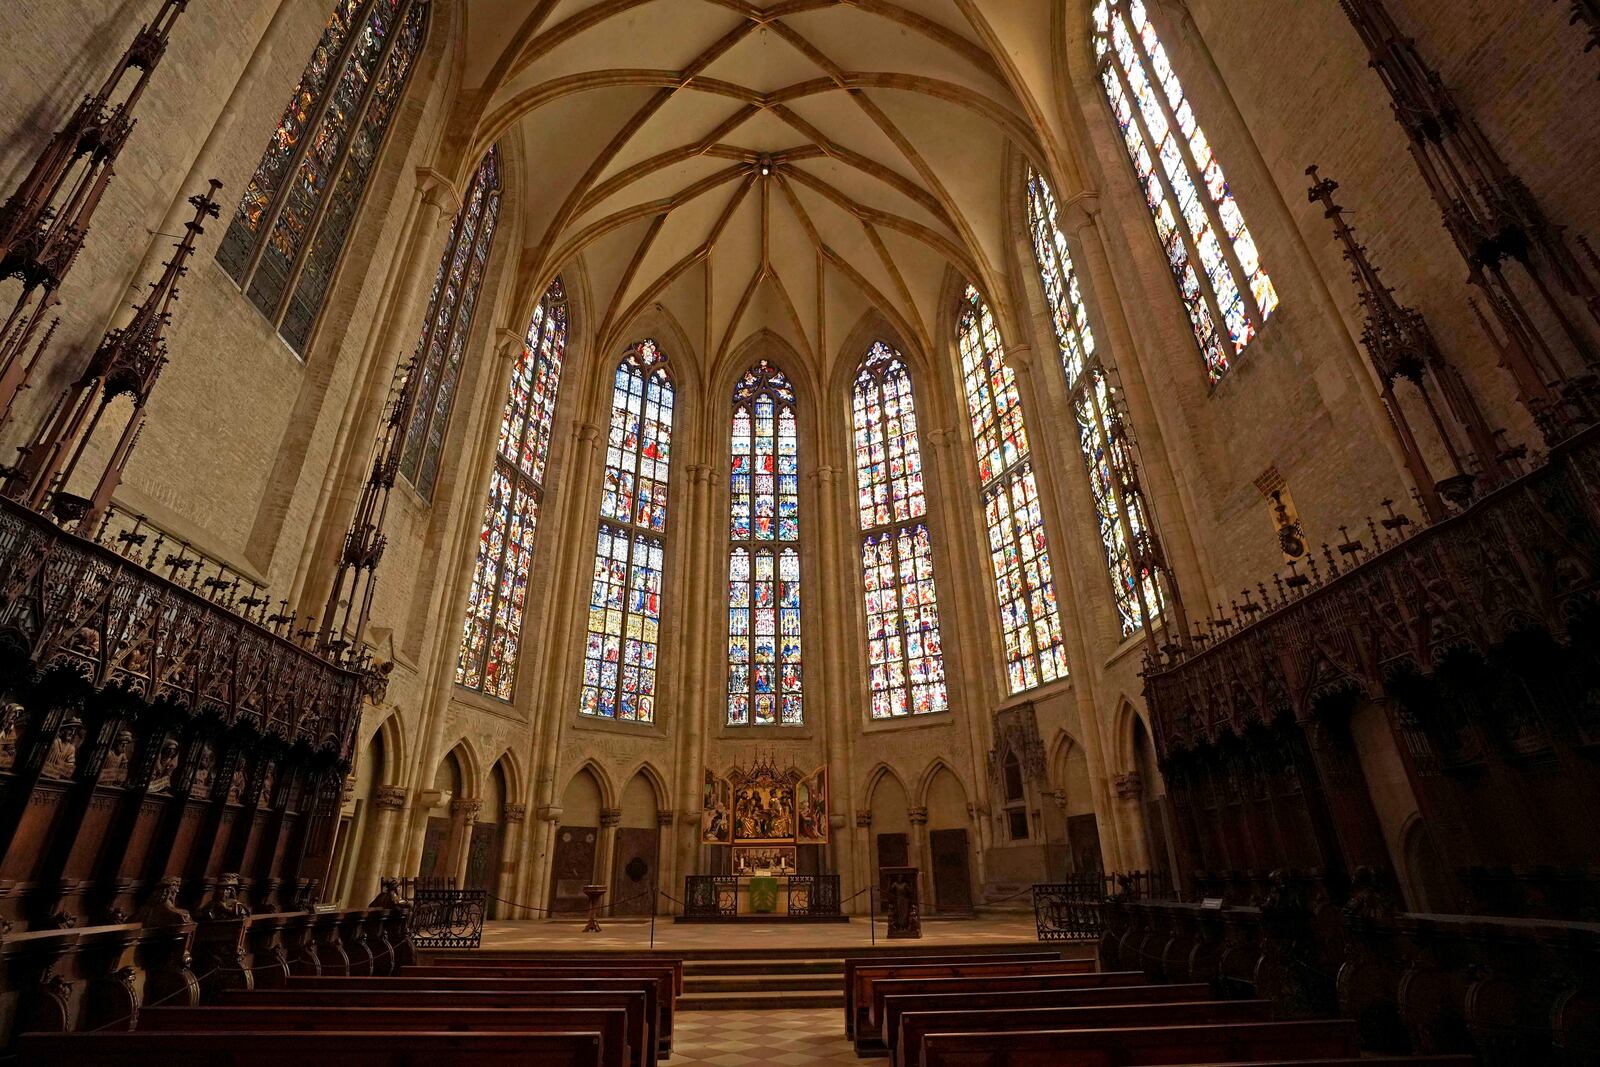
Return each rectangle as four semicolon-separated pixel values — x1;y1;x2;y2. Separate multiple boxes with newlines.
1092;0;1277;382
579;340;674;723
852;342;949;719
957;286;1070;693
397;147;502;499
216;0;429;355
726;361;803;727
456;277;567;699
1026;172;1163;636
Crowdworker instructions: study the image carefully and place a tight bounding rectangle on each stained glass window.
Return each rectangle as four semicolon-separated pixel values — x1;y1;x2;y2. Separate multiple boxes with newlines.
957;285;1070;693
852;342;949;719
726;361;803;727
398;147;502;499
1026;171;1163;636
456;277;568;699
579;340;675;723
217;0;428;355
1092;0;1277;382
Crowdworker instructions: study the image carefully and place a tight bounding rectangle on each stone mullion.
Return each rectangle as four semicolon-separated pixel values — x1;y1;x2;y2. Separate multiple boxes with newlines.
1102;46;1233;368
239;0;381;291
1120;2;1265;327
671;463;714;912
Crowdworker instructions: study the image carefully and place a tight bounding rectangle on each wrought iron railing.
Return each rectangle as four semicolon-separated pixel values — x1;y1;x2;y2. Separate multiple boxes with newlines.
683;875;738;918
785;874;841;917
409;886;486;949
1033;870;1174;941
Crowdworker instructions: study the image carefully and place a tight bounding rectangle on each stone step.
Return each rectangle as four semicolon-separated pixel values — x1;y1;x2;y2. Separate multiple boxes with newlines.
678;989;845;1011
684;972;842;993
682;958;844;975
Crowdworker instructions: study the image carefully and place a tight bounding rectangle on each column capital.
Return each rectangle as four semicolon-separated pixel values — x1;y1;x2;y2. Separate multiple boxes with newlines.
450;796;482;819
537;804;564;822
1003;342;1035;372
1113;772;1143;800
1056;191;1103;235
907;806;929;825
373;785;407;811
808;465;840;486
502;803;527;824
656;809;676;827
855;810;872;828
689;463;715;485
415;167;462;219
495;327;525;360
575;421;601;444
599;807;622;828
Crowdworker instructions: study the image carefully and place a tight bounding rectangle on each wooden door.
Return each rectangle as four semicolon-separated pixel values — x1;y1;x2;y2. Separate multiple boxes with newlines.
609;827;659;914
1068;813;1102;873
418;816;451;880
876;831;908;872
465;822;501;891
548;824;598;914
928;828;973;913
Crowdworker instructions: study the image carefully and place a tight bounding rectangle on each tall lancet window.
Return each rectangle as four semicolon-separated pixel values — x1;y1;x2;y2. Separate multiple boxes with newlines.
456;277;568;699
726;361;803;727
399;147;502;499
1093;0;1277;382
957;285;1069;693
1026;172;1162;636
852;342;949;719
579;340;674;723
217;0;429;355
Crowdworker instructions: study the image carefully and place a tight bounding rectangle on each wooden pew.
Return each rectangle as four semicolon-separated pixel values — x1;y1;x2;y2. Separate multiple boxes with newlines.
861;970;1147;1052
881;983;1216;1060
17;1030;604;1067
851;958;1094;1041
216;986;654;1067
1171;1059;1479;1067
399;964;677;1049
917;1019;1360;1067
282;975;667;1059
424;953;685;996
137;1005;630;1067
842;953;1065;1037
894;1000;1273;1067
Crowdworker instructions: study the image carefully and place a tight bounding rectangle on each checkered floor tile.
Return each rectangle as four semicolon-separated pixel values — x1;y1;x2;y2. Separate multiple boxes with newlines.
670;1009;858;1066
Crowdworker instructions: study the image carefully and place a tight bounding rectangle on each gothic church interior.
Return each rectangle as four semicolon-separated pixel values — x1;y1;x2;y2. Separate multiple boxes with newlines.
0;0;1598;1063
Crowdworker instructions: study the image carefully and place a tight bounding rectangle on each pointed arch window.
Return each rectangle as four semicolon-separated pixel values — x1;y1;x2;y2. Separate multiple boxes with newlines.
726;361;803;727
579;340;674;723
217;0;429;355
852;342;949;719
1093;0;1277;382
456;277;568;699
1026;171;1163;636
957;285;1069;693
398;147;502;499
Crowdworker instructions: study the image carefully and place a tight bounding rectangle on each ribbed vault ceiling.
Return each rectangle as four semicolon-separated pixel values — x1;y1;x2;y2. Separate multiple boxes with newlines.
451;0;1067;384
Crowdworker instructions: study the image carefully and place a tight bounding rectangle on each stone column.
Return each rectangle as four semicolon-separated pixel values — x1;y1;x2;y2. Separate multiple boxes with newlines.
449;797;481;888
655;810;676;914
1112;773;1152;870
672;463;715;899
356;785;408;901
855;811;874;911
597;807;622;913
907;806;930;911
811;464;860;909
497;803;527;919
529;804;563;915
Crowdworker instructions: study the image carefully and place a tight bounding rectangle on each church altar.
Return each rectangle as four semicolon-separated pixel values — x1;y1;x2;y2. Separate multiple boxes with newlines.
678;873;843;922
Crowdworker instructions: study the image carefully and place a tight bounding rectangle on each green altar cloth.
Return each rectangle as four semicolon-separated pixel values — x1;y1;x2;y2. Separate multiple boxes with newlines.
747;876;779;912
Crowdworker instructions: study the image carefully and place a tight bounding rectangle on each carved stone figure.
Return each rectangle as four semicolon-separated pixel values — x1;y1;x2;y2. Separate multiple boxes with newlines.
147;737;180;794
98;727;136;786
39;716;85;780
226;762;248;803
258;761;276;806
0;702;25;771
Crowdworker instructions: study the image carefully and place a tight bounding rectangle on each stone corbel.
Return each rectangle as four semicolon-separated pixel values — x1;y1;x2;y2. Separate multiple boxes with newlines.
907;807;929;825
537;804;564;822
599;807;622;829
1114;772;1143;800
415;166;462;221
855;810;872;828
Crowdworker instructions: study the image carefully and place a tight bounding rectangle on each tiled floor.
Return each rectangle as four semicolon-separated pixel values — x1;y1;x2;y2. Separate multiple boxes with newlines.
481;913;1041;951
670;1008;859;1066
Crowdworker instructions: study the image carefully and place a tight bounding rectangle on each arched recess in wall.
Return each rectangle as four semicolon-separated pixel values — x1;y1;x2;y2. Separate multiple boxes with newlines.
1129;709;1174;880
417;744;470;881
466;758;511;900
611;769;663;916
329;720;388;905
550;765;605;913
1399;813;1457;914
1049;731;1102;873
921;763;976;914
866;767;911;884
